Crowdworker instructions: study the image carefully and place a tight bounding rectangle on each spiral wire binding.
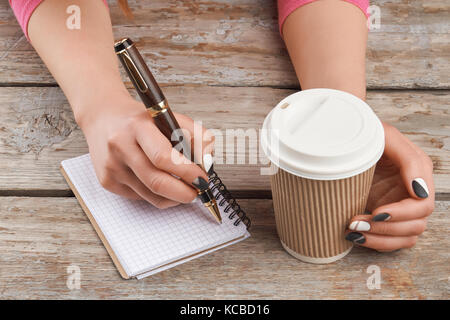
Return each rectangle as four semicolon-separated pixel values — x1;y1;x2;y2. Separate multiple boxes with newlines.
208;170;251;230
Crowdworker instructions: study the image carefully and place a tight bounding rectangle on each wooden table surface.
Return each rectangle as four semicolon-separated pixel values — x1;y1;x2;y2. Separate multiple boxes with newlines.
0;0;448;299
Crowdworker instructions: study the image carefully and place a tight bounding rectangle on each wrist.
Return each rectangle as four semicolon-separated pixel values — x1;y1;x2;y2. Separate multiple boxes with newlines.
73;88;132;131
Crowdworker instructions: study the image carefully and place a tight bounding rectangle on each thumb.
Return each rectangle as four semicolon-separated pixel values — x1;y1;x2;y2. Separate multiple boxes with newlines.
174;112;215;174
382;123;432;199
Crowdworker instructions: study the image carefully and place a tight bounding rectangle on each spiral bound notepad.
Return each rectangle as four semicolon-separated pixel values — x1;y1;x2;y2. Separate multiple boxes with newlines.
61;154;250;279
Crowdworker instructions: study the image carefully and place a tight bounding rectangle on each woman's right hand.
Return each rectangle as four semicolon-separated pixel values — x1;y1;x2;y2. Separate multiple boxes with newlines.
78;94;212;209
24;0;214;208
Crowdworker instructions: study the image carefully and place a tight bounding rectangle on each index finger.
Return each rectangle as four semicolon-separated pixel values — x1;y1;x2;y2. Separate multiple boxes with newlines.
135;119;209;187
174;112;215;172
370;197;435;222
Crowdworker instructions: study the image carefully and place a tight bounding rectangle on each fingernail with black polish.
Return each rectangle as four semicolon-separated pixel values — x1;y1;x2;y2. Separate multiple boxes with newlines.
372;212;391;222
412;178;429;198
192;176;209;191
345;232;366;244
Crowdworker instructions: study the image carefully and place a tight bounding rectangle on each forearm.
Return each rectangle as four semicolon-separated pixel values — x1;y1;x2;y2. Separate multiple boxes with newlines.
27;0;129;127
282;0;368;100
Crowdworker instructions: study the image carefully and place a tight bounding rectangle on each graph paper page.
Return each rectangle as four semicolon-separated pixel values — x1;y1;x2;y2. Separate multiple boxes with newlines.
61;154;249;277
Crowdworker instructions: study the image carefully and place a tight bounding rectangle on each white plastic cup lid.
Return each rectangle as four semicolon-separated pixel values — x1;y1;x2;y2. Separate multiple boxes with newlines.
261;89;385;180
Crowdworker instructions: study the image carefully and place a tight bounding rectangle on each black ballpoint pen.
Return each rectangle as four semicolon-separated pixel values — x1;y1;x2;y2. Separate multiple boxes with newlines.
114;38;221;224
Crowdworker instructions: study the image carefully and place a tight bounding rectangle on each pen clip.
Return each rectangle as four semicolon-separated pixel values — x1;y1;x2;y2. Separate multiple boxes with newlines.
121;50;148;93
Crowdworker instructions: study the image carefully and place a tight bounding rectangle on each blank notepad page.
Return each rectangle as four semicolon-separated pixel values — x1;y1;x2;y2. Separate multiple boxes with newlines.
62;154;249;278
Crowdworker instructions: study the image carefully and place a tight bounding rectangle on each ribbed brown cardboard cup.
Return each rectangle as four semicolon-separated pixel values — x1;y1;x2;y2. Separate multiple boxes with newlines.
261;89;385;263
270;165;376;263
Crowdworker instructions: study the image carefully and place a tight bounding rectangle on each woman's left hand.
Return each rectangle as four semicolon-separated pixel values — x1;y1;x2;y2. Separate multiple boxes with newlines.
345;122;435;252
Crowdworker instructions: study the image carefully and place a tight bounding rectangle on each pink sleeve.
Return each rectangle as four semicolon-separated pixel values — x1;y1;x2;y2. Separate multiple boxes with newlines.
9;0;109;41
278;0;369;35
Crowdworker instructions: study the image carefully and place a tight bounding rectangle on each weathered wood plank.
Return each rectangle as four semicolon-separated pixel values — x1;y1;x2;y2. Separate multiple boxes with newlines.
0;197;447;299
0;0;448;88
0;86;448;193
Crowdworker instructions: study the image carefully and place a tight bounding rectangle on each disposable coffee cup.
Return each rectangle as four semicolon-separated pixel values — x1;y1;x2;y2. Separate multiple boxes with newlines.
261;89;384;263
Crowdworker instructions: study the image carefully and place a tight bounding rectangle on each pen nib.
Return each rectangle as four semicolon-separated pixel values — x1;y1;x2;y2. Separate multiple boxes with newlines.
206;201;222;224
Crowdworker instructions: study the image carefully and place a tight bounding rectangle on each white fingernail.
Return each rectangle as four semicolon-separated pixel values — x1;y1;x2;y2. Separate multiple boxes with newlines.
203;154;214;173
349;221;371;232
